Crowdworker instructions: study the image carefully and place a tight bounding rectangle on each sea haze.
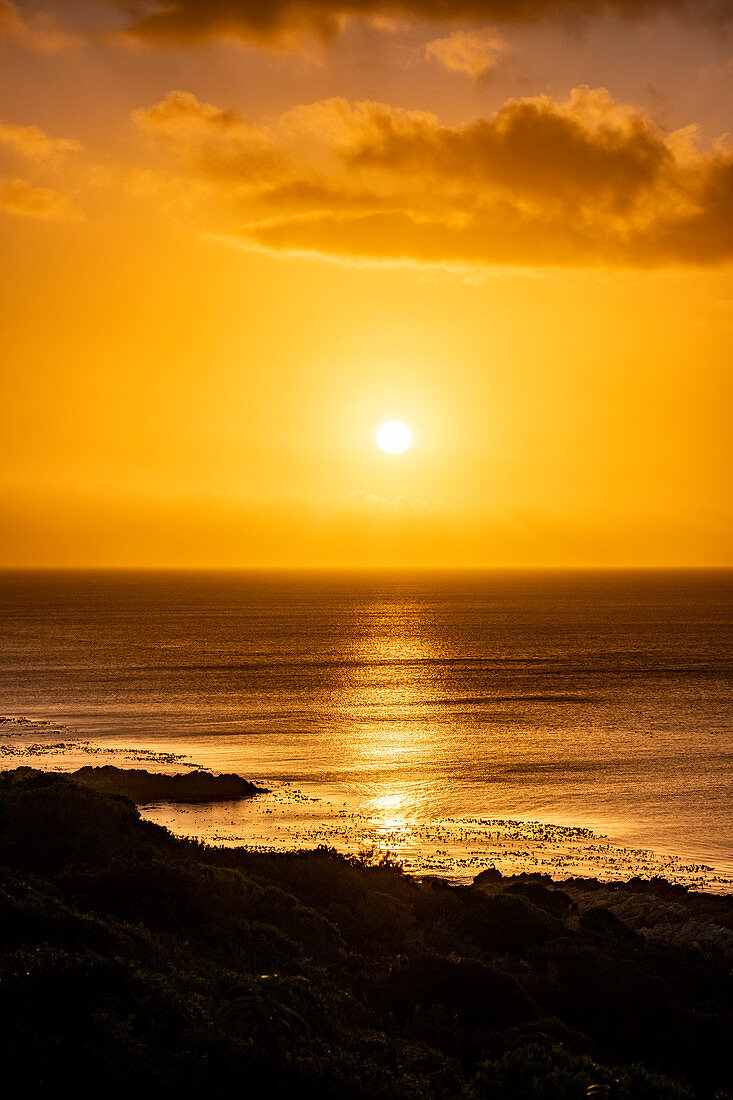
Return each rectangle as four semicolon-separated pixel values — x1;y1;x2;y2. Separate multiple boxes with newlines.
0;569;731;878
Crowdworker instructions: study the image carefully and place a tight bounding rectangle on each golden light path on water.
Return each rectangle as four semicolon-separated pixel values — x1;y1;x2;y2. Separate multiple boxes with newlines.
336;594;447;847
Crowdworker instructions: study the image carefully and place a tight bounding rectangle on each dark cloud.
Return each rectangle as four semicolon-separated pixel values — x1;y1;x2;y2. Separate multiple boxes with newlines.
134;88;733;268
108;0;733;45
348;94;669;210
0;0;81;50
0;0;21;38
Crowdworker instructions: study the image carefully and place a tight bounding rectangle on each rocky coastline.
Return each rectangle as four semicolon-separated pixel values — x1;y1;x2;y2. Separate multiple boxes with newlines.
12;763;268;803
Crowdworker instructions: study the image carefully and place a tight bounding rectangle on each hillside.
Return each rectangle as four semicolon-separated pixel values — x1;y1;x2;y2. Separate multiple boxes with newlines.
0;769;731;1098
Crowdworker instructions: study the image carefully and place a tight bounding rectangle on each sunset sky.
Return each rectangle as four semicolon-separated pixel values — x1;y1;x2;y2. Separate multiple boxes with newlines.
2;0;732;566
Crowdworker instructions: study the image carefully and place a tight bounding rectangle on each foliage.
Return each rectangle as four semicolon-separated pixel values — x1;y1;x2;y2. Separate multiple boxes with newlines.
0;770;729;1097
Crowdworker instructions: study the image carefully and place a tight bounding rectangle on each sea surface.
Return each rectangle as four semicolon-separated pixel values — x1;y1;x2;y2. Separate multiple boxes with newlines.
1;569;731;887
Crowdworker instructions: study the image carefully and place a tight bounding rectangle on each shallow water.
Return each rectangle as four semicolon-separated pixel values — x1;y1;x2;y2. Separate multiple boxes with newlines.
1;569;731;885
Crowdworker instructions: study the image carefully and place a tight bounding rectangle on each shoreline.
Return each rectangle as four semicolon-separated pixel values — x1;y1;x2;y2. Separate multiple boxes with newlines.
2;712;732;895
138;785;733;895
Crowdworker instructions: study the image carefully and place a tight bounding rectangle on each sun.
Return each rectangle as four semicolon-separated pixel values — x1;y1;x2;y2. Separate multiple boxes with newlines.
376;420;413;454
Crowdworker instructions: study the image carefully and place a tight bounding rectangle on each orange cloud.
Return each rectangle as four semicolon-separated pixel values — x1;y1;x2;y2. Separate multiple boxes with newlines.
0;0;81;52
105;1;733;47
0;119;84;221
133;87;733;268
425;28;513;80
0;121;82;160
0;177;78;219
0;0;21;38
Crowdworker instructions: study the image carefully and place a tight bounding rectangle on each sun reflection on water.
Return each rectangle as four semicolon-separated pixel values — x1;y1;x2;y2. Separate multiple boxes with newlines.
359;787;424;858
337;598;450;824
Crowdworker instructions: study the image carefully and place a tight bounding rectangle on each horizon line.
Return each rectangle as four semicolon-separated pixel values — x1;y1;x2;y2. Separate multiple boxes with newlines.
1;564;731;574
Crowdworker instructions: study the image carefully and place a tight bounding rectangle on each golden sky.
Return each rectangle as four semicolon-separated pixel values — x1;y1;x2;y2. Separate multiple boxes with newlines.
1;0;732;566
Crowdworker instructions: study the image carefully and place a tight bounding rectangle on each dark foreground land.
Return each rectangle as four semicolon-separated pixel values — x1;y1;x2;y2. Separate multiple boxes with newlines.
0;770;731;1098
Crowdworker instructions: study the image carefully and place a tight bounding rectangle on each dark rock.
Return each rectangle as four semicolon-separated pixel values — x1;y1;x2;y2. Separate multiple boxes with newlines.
473;867;503;886
69;764;267;803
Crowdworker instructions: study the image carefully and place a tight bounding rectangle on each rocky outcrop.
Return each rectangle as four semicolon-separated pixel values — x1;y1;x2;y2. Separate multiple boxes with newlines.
68;765;268;803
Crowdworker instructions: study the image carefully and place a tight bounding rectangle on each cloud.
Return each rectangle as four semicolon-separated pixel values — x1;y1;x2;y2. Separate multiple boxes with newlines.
104;1;733;47
0;119;84;220
0;121;82;160
425;28;512;80
0;0;21;39
132;86;733;269
0;0;81;52
0;177;78;219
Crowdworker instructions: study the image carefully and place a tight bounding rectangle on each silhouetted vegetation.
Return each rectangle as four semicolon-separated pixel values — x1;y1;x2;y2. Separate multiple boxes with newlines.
1;769;731;1098
14;763;268;803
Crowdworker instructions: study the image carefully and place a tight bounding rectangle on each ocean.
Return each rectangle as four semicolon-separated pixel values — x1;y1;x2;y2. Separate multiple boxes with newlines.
1;569;731;887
